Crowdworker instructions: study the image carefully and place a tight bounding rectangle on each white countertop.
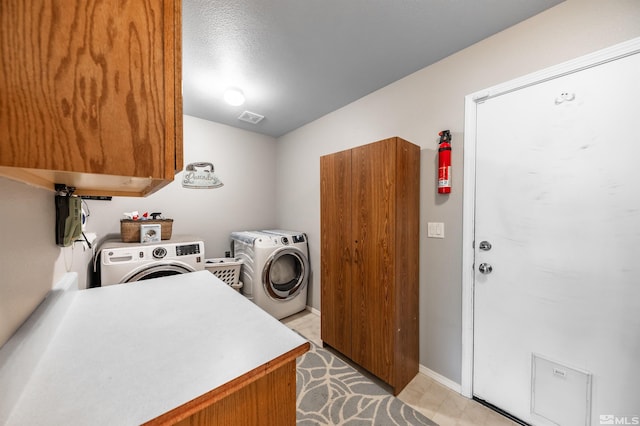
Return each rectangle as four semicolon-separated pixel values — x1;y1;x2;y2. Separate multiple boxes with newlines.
0;271;308;425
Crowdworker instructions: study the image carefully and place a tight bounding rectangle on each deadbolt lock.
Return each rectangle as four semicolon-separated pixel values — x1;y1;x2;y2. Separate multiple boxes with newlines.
479;241;492;251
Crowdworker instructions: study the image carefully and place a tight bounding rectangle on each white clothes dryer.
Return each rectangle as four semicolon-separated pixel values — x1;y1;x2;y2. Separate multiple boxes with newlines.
230;230;309;319
99;236;205;286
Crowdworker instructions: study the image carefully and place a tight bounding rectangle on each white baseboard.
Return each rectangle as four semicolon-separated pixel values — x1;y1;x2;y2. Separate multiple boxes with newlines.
306;305;320;316
418;364;463;395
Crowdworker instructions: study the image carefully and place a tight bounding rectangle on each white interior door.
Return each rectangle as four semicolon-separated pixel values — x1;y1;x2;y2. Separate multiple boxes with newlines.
472;51;640;425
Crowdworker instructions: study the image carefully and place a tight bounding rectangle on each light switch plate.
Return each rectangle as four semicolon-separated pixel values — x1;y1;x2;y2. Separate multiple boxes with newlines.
427;222;445;238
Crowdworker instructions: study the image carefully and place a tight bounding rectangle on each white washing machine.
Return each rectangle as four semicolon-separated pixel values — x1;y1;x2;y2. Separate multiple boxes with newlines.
99;236;205;286
230;230;309;319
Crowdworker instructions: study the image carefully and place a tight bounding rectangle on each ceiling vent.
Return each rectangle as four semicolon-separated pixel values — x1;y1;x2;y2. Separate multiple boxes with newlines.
238;111;264;124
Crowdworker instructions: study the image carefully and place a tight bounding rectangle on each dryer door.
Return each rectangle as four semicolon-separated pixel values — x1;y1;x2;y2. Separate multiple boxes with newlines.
262;247;309;301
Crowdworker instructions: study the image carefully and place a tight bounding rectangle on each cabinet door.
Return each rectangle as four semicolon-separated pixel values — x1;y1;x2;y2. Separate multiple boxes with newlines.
351;139;396;381
0;0;181;181
392;138;420;393
320;150;353;357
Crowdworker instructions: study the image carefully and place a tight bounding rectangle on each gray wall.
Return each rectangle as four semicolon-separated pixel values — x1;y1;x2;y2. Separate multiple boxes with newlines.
275;0;640;384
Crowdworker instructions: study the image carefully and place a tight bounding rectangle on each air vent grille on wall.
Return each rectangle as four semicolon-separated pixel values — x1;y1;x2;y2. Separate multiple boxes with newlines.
238;110;264;124
531;354;592;426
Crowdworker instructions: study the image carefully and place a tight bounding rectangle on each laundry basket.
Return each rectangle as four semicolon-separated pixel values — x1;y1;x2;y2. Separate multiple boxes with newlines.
205;258;242;291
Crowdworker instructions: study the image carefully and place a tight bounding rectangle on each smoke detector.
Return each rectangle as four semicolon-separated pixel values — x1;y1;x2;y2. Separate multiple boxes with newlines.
238;110;264;124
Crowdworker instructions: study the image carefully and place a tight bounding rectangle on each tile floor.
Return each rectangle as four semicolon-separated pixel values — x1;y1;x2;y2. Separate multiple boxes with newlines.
282;310;519;426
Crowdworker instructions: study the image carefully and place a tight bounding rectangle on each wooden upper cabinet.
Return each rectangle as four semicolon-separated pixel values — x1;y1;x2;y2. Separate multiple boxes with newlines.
0;0;183;196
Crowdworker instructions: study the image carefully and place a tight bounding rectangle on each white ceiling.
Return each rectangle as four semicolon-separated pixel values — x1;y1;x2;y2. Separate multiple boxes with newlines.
182;0;563;138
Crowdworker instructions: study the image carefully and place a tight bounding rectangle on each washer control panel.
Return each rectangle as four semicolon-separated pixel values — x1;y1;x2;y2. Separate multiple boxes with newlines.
279;234;306;245
176;243;201;256
102;240;204;266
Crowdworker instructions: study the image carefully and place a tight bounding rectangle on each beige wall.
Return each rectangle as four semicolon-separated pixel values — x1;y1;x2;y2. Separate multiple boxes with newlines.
275;0;640;384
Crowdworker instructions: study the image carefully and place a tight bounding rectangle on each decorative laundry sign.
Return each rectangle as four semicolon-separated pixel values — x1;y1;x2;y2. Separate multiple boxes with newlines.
182;162;224;189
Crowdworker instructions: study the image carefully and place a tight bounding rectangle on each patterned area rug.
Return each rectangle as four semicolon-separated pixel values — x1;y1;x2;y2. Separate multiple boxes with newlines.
296;342;437;425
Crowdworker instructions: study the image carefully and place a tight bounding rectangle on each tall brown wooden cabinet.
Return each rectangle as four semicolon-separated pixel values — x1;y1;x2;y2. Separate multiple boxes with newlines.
320;136;420;395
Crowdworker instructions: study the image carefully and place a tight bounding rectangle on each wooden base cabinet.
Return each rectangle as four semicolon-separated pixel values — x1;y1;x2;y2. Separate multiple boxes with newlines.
0;0;183;196
144;345;308;426
320;136;420;395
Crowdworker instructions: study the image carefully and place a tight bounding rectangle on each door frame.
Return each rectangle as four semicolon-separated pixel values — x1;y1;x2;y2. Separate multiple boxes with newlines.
460;36;640;398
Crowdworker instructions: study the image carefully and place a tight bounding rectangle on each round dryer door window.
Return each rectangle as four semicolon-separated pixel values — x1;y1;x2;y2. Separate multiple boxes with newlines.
262;247;309;301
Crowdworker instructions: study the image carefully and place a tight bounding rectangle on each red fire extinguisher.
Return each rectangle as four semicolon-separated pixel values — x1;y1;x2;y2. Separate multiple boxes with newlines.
438;130;452;194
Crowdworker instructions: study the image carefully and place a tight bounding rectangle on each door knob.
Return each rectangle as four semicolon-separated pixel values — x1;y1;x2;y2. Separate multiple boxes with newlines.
478;263;493;274
479;241;492;251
